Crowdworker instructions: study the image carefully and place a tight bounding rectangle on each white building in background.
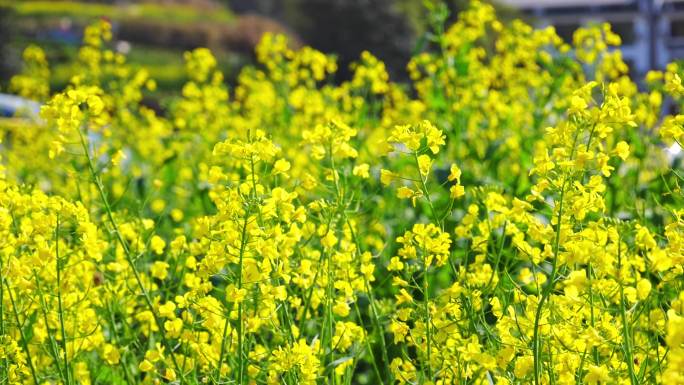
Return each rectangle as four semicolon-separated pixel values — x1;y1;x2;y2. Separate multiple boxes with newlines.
499;0;684;76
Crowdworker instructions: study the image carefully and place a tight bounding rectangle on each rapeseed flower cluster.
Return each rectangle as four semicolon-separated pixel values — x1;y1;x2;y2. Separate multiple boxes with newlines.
1;1;683;384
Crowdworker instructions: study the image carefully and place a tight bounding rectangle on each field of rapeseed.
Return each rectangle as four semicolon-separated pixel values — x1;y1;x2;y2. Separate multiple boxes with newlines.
1;1;683;384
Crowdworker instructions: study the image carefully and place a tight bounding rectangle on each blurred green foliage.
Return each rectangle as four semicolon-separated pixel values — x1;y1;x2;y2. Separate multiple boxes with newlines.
2;1;234;24
1;1;244;102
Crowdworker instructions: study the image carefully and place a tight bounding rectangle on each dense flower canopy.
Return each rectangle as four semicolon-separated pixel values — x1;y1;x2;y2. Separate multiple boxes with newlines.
1;1;683;385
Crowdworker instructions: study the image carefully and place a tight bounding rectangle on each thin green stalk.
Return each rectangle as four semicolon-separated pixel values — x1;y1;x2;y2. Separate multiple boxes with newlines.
55;217;72;385
617;239;638;385
346;219;392;381
548;343;556;385
33;274;66;384
0;255;9;382
351;300;385;385
532;121;585;385
324;141;345;385
236;207;251;385
423;252;433;381
411;152;437;380
76;128;186;383
214;318;230;384
587;263;600;364
532;181;566;385
413;152;442;230
104;301;135;385
4;280;39;385
328;143;342;206
326;247;336;385
297;249;327;332
226;141;261;385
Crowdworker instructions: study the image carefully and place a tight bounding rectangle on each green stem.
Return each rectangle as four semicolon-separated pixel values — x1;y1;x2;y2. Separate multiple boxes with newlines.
532;180;566;385
345;218;392;381
55;216;72;385
617;239;638;385
587;264;600;364
104;301;135;385
327;247;336;385
33;273;66;384
351;300;384;385
413;152;442;230
236;207;250;385
423;254;432;380
0;253;9;382
5;280;39;385
214;318;230;384
76;128;186;383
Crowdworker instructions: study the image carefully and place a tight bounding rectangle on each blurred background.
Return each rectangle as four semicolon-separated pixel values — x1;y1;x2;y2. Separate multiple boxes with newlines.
1;0;683;99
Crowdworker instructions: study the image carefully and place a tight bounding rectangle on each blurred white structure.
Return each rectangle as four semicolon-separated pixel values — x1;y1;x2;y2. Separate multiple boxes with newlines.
0;93;40;119
500;0;684;77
